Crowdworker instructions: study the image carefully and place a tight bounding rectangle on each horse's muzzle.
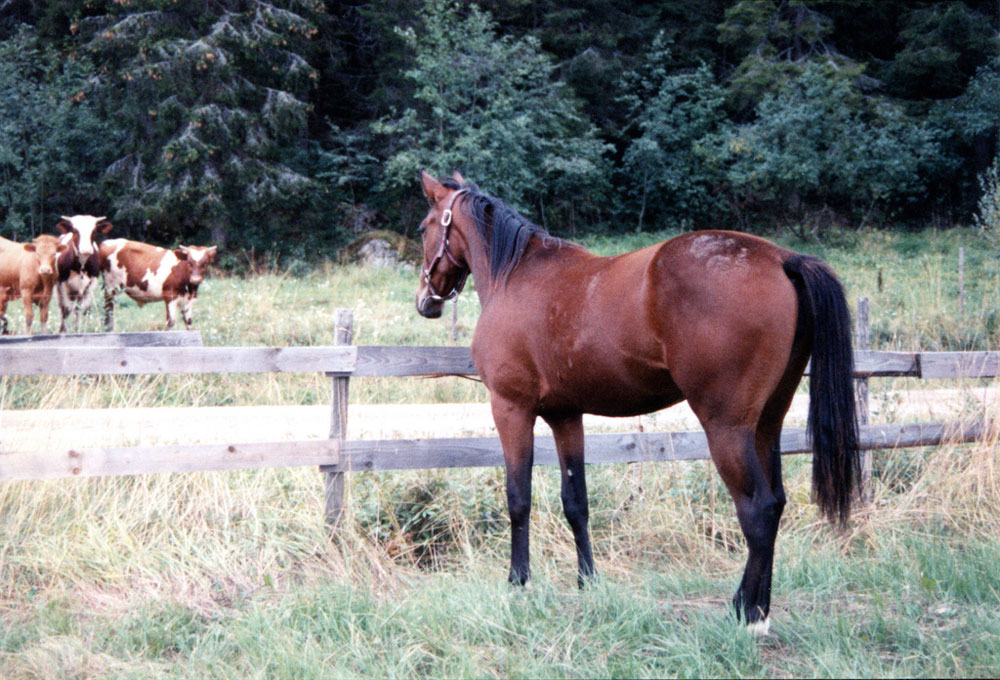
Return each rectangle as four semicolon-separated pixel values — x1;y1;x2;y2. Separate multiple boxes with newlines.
415;292;444;319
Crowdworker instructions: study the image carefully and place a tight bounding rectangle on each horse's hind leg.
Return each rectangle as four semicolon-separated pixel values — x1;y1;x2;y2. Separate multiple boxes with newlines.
737;346;811;632
703;422;784;632
492;396;537;586
543;413;595;587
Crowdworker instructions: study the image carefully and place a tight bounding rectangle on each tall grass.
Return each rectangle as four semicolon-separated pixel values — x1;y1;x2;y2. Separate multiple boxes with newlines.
1;228;999;677
2;434;998;677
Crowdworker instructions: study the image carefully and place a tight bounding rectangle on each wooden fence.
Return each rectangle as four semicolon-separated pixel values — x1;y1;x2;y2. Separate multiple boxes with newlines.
0;304;996;524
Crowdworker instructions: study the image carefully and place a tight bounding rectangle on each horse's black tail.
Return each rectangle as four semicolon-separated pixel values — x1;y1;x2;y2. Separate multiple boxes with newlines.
784;254;860;526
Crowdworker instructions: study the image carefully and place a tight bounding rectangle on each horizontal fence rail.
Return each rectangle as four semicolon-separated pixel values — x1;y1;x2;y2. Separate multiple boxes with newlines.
3;345;1000;379
1;311;997;493
0;421;989;483
0;330;203;348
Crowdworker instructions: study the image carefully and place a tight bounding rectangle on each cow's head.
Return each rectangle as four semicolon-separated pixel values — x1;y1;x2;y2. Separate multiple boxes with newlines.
24;235;68;278
57;215;112;264
174;245;218;285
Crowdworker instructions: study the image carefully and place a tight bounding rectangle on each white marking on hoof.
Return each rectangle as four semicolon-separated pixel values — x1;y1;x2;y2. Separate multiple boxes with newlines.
747;617;770;637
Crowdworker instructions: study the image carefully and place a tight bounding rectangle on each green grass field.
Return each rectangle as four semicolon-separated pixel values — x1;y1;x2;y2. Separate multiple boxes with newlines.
1;228;999;678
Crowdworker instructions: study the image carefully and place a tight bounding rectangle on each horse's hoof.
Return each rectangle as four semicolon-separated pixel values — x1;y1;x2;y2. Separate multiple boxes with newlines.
746;617;770;637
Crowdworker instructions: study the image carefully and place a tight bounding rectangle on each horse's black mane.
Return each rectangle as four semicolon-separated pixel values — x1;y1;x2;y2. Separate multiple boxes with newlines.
443;178;564;283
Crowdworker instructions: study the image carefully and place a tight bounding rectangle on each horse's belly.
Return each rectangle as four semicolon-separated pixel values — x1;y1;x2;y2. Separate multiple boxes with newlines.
540;368;684;418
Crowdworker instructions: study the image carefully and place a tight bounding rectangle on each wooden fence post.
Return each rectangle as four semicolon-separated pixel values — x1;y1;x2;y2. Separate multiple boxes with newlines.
856;296;872;504
324;308;353;528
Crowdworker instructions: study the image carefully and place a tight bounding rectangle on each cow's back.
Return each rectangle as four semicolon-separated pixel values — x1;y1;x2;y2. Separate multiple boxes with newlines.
101;238;175;302
0;244;29;290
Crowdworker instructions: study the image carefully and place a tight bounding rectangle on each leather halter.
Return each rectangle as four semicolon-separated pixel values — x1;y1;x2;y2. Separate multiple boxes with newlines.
421;188;470;302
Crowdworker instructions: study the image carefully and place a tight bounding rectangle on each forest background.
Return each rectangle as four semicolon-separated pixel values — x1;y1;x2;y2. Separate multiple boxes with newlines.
1;0;998;267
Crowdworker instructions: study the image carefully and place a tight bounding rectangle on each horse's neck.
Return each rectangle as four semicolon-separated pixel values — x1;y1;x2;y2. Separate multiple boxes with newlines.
469;233;592;308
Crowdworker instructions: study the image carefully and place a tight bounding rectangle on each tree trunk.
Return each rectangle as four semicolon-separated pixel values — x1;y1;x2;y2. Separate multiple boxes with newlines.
210;224;229;249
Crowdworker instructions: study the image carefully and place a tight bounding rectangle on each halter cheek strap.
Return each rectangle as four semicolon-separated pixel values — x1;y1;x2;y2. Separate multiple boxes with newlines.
422;189;470;302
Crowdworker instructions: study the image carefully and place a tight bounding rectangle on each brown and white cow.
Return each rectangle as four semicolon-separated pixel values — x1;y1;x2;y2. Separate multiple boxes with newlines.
99;239;218;330
0;234;68;334
55;215;112;332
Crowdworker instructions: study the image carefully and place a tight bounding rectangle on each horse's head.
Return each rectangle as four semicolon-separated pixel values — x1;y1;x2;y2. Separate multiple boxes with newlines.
415;170;471;318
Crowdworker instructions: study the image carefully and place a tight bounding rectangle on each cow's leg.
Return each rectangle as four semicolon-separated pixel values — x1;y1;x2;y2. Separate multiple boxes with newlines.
103;288;116;331
38;286;52;333
0;290;9;335
542;413;595;587
78;277;96;331
20;288;35;334
164;296;180;330
180;295;195;330
492;395;536;585
58;284;71;333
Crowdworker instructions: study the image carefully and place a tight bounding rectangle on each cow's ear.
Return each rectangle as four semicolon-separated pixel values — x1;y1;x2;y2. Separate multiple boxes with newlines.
420;169;449;204
24;243;36;252
57;243;70;253
174;248;189;261
96;218;112;234
57;219;73;234
205;246;218;262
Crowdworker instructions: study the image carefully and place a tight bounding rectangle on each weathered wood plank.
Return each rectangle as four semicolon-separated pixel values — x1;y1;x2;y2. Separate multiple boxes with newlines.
326;420;988;472
3;420;987;482
0;345;356;376
349;347;925;379
349;345;477;377
0;331;203;348
3;344;999;380
918;352;1000;380
850;350;921;377
0;440;340;481
330;431;716;472
349;349;989;380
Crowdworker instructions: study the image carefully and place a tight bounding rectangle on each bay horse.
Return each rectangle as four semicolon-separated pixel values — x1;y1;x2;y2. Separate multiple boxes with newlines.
414;171;859;634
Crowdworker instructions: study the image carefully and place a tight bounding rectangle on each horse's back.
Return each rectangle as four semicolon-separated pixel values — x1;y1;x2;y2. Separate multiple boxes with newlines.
473;230;803;419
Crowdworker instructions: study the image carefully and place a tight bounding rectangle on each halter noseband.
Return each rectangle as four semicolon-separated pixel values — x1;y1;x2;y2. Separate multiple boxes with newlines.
422;188;470;302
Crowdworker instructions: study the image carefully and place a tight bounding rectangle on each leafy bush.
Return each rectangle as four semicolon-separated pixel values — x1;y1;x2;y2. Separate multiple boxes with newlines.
618;35;729;231
373;0;611;233
721;62;947;230
975;151;1000;249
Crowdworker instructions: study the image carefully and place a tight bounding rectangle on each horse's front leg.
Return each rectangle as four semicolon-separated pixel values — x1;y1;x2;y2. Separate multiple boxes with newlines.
491;396;536;586
543;413;595;587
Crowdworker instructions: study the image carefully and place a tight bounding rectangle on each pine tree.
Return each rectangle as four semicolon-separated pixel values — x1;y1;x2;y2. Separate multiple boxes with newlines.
78;1;327;249
0;25;114;239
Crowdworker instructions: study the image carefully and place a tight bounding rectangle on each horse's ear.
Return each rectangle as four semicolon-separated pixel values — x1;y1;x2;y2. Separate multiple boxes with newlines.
452;171;466;186
420;169;449;204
